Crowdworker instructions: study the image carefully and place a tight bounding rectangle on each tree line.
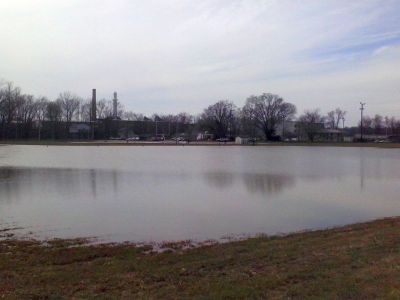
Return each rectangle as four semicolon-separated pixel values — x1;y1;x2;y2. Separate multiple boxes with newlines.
1;81;400;140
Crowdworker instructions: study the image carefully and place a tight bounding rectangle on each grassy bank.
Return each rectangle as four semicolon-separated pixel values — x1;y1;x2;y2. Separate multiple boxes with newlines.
2;218;400;299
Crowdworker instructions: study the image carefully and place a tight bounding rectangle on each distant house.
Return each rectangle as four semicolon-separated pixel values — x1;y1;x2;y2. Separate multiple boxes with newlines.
118;127;140;140
235;136;250;144
294;122;344;142
318;129;344;142
197;131;214;141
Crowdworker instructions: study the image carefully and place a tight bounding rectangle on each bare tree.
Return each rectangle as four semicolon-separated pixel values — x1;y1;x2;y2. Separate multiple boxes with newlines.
242;93;296;140
199;100;237;139
384;116;397;135
359;116;373;135
326;108;346;129
298;109;325;142
0;86;6;136
46;100;63;139
372;114;383;134
102;100;124;119
15;94;38;138
77;100;92;122
58;92;80;123
4;83;21;125
123;111;144;121
176;112;194;124
46;101;62;122
96;99;108;119
0;82;22;138
35;97;48;140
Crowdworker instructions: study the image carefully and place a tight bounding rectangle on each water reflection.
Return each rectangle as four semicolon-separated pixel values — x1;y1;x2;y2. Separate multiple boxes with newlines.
1;168;298;202
1;146;400;243
203;172;296;195
243;174;295;194
0;168;18;180
203;172;236;189
360;150;365;191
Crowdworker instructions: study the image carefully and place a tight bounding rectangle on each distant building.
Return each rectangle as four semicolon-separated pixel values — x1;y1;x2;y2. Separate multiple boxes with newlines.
388;135;400;143
197;131;214;141
353;134;387;142
275;120;298;140
318;129;344;142
91;89;97;122
69;123;91;139
113;92;118;119
235;136;250;144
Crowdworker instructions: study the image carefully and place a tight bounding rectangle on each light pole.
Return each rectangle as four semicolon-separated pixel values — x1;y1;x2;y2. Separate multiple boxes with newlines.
360;102;366;142
175;118;179;144
228;109;233;140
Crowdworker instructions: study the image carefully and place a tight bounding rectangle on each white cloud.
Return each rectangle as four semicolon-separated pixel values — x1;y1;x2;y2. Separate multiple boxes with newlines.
0;0;399;124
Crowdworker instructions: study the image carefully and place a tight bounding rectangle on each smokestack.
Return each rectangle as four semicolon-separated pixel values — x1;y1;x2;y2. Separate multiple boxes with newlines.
113;92;118;119
91;89;97;121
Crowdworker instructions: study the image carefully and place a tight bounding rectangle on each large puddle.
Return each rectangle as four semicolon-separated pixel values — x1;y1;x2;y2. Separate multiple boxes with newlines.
1;145;400;243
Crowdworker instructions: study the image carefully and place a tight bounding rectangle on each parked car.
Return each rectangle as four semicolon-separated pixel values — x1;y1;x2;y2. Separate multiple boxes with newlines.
151;135;165;141
216;138;229;143
374;139;389;143
248;138;258;144
126;136;140;141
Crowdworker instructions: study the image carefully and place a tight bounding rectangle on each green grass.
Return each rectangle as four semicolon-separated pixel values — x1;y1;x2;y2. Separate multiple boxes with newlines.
2;217;400;299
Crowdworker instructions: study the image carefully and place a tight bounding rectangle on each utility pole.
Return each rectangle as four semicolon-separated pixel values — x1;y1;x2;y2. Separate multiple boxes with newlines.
38;120;41;141
360;102;366;142
342;117;345;129
175;119;179;144
91;89;97;140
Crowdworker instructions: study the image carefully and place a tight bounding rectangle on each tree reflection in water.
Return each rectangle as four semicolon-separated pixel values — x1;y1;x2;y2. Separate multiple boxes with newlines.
203;172;295;195
0;168;18;180
242;173;295;194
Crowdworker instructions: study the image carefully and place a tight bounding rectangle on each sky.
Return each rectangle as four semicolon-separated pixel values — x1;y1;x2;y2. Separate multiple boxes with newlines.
1;0;400;125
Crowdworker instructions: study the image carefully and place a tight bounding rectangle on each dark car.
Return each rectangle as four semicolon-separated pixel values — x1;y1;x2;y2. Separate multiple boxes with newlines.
216;138;229;143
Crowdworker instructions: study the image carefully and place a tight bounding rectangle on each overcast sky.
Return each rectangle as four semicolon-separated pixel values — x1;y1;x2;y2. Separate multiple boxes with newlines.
1;0;400;125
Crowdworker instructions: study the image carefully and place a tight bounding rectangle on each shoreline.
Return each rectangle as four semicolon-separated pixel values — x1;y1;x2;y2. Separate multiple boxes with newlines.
1;140;400;148
2;217;400;298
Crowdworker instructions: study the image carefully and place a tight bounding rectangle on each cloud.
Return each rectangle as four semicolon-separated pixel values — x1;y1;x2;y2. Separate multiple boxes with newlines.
0;0;399;124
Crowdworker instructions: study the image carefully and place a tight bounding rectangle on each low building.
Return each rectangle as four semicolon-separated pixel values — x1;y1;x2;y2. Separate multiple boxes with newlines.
388;135;400;143
353;134;387;142
275;120;298;140
235;136;250;144
317;129;344;142
69;123;91;139
197;131;214;141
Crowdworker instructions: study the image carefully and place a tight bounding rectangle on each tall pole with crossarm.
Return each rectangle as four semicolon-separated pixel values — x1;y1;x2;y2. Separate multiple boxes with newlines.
360;102;366;142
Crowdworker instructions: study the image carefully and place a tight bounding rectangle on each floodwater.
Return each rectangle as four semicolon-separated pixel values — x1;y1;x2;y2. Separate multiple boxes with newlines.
0;145;400;243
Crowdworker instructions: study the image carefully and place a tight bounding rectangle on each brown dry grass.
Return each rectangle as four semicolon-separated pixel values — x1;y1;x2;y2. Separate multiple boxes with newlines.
2;217;400;299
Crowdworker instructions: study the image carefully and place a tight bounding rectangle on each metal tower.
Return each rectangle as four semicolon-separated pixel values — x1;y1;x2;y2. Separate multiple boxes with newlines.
113;92;118;119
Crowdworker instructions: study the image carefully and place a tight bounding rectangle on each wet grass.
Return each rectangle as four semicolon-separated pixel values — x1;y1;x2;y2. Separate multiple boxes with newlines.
2;217;400;299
